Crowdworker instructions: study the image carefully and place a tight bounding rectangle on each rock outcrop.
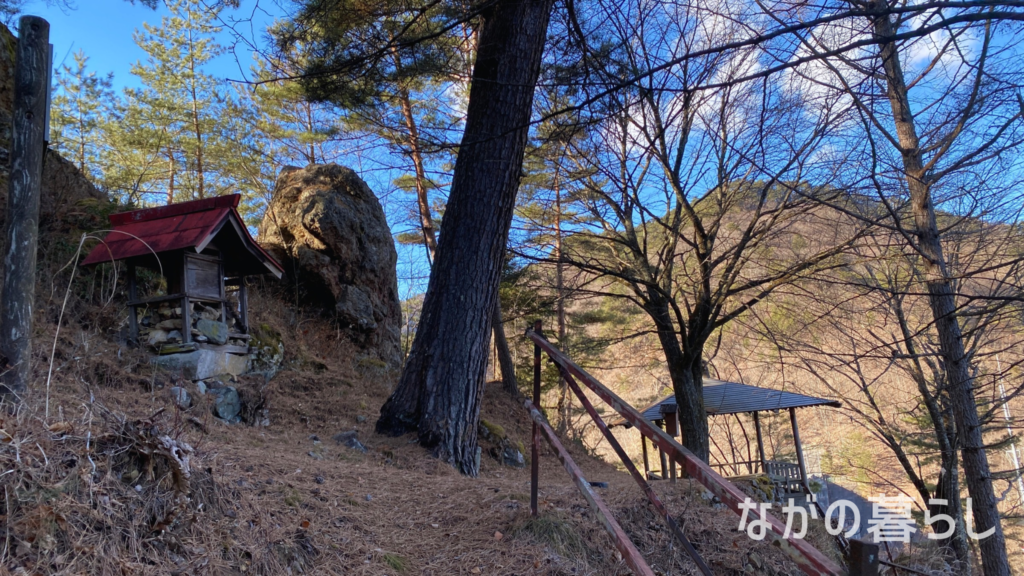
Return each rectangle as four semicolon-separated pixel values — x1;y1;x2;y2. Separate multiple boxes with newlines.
259;164;402;370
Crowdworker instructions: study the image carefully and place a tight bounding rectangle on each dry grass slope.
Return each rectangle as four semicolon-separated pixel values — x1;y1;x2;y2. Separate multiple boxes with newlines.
0;286;827;575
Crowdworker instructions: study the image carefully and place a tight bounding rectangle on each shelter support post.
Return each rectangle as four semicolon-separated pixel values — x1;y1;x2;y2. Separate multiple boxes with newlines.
753;411;767;474
789;407;808;492
181;256;192;344
239;281;249;333
662;403;678;482
657;419;668;479
641;433;650;479
182;295;191;344
128;263;139;345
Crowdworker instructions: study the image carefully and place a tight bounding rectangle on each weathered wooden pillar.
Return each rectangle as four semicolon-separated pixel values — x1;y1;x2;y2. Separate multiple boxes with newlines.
127;262;138;345
238;280;248;333
657;419;668;479
181;256;191;344
789;407;809;491
641;433;650;479
0;16;50;398
752;411;767;474
181;296;192;344
661;404;678;482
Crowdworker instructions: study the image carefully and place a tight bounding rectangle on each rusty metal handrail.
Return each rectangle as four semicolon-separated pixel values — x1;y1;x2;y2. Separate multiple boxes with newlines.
523;399;656;576
526;328;846;576
559;364;714;575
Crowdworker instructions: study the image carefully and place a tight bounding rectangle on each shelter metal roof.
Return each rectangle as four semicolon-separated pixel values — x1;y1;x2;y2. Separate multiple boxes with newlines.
611;379;841;428
80;194;283;278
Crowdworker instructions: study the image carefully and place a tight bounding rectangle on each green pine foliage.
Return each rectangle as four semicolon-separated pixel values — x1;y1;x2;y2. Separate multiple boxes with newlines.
50;51;114;180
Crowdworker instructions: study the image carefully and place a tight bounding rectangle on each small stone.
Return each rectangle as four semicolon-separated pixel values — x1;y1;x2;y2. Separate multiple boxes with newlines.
155;319;182;330
134;484;143;492
315;476;325;484
307;451;324;460
166;330;182;342
589;481;608;488
196;335;208;343
309;434;321;442
197;319;229;345
147;329;170;347
332;430;368;453
212;387;241;421
365;494;372;502
196;380;207;395
493;531;503;541
355;415;367;423
168;386;191;410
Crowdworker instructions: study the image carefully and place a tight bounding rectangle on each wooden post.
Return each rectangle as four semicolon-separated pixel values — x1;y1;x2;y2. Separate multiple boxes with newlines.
181;256;191;344
789;407;809;492
848;539;879;576
661;404;678;482
753;411;767;474
641;433;650;479
657;419;668;478
0;16;50;397
219;259;227;325
127;262;139;345
239;280;248;333
531;320;542;517
182;296;191;344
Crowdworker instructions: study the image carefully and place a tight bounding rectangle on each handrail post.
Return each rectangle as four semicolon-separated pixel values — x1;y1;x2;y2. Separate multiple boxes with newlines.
530;320;542;517
848;539;879;576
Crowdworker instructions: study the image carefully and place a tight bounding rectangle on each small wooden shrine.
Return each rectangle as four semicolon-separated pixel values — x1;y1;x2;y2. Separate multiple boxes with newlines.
80;195;284;354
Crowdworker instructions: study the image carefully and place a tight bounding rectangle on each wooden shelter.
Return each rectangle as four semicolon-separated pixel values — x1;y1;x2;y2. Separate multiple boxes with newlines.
80;195;284;353
610;379;840;493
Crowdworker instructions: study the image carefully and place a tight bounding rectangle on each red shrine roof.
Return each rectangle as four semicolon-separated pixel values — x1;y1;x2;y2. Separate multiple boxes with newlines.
80;194;284;278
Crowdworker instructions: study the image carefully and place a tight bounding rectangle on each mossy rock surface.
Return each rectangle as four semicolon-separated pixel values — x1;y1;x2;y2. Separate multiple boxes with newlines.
249;323;285;378
479;418;507;441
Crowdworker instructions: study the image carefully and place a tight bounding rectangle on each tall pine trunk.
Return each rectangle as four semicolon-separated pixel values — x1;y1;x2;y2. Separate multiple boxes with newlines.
871;9;1009;574
376;0;554;476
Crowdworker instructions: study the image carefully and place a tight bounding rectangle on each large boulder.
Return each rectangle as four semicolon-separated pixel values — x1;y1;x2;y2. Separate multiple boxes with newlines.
259;164;402;370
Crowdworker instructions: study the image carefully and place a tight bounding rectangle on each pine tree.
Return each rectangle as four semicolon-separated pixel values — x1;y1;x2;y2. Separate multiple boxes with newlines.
128;0;225;202
50;51;114;180
245;50;343;168
277;0;469;263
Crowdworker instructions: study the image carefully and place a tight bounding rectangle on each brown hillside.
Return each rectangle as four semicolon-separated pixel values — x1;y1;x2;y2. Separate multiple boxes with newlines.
0;280;825;575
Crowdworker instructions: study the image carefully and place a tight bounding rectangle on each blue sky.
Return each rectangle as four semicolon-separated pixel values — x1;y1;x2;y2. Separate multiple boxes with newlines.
21;0;280;92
